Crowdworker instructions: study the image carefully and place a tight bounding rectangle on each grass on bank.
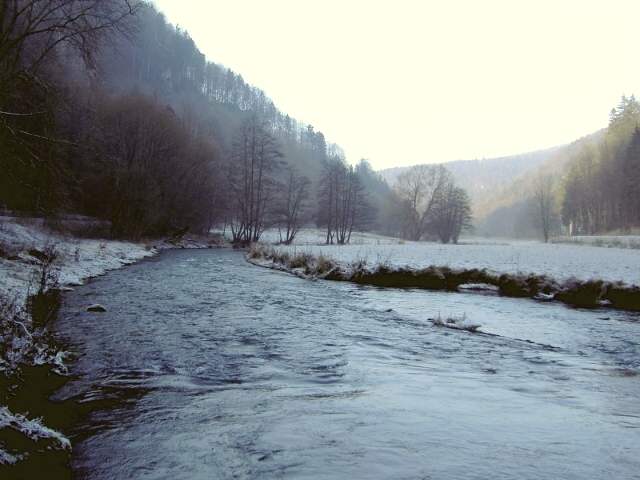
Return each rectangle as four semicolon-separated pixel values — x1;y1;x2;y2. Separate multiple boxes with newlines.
248;243;640;312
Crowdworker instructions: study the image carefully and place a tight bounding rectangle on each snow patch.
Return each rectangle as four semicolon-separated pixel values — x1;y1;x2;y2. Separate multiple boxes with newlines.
0;406;70;465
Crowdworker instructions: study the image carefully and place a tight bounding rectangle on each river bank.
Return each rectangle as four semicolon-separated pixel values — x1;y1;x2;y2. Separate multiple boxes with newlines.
247;244;640;312
0;218;224;475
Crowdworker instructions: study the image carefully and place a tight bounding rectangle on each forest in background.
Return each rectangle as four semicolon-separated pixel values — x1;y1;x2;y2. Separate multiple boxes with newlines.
480;96;640;240
1;0;473;244
0;0;391;241
2;1;639;244
385;96;640;241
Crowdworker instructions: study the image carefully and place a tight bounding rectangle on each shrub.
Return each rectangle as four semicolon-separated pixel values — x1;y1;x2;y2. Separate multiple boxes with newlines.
314;255;336;275
287;252;313;269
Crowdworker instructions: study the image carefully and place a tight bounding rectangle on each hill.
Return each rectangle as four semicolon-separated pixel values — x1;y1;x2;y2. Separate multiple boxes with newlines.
379;130;607;238
379;147;559;214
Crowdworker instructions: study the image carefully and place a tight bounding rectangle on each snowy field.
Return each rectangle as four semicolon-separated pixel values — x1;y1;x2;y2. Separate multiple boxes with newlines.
251;228;405;246
554;235;640;250
265;230;640;285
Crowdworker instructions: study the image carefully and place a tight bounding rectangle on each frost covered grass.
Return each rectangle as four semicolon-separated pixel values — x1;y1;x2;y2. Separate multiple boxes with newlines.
0;293;66;377
263;234;640;285
248;244;337;277
248;245;640;312
0;406;71;465
252;228;405;246
0;218;156;310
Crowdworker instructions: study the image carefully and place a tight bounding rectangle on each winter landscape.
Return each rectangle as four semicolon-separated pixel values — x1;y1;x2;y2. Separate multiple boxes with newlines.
1;1;640;479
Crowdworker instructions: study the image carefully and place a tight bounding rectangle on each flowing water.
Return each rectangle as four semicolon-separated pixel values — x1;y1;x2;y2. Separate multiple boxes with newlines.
54;249;640;479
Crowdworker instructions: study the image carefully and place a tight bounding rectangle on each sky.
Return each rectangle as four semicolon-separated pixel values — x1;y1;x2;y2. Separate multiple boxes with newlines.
153;0;640;169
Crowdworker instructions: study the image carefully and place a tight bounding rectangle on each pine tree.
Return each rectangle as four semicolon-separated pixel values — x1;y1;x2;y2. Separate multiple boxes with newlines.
623;127;640;226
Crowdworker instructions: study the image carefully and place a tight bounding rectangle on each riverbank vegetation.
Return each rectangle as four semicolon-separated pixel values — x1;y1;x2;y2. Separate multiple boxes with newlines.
248;244;640;312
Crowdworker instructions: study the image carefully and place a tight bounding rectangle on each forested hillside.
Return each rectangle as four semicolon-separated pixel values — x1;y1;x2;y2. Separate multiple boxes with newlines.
562;96;640;234
0;1;399;242
381;93;640;241
380;148;558;217
475;96;640;239
8;1;633;244
475;131;604;238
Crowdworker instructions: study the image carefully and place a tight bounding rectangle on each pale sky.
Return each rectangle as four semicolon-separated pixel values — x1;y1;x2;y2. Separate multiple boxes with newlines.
153;0;640;169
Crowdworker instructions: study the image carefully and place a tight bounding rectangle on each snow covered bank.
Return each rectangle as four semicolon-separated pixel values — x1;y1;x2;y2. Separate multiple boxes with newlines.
1;219;156;309
0;218;224;469
0;219;156;468
248;244;640;312
262;236;640;285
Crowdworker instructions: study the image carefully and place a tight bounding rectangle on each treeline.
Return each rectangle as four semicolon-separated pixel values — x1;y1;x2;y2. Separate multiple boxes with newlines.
0;1;471;244
561;96;640;234
0;1;387;242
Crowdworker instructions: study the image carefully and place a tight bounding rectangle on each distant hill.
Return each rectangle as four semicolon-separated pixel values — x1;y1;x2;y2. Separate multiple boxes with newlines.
473;130;604;237
379;147;560;214
379;131;604;238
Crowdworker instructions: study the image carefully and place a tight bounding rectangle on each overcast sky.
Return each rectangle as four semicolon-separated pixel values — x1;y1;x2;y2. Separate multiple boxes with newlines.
153;0;640;169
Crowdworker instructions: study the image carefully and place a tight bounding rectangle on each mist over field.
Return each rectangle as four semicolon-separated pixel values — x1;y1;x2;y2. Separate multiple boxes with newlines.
1;1;639;478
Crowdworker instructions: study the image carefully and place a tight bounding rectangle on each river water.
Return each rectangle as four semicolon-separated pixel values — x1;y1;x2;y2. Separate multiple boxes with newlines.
54;249;640;479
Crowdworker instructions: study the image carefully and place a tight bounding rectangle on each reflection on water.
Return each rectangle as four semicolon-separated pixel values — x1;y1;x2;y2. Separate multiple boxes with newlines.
55;250;640;479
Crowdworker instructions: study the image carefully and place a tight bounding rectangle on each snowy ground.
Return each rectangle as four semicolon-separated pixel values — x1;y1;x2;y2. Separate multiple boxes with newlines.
0;218;158;466
263;230;640;285
0;218;156;310
554;235;640;250
257;228;405;246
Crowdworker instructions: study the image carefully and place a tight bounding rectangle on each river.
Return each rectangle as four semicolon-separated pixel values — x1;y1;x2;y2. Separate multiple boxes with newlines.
54;249;640;479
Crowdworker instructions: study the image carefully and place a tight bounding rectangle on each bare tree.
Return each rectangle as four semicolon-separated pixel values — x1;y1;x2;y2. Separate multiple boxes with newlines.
0;0;140;215
76;93;219;239
0;0;140;88
317;156;341;244
275;166;310;244
533;174;555;242
317;157;370;244
227;116;283;244
394;165;451;241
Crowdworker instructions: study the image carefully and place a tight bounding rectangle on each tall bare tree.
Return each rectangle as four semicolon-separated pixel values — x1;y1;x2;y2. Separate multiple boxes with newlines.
0;0;139;85
394;165;451;240
275;165;310;244
77;93;219;238
227;116;283;243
